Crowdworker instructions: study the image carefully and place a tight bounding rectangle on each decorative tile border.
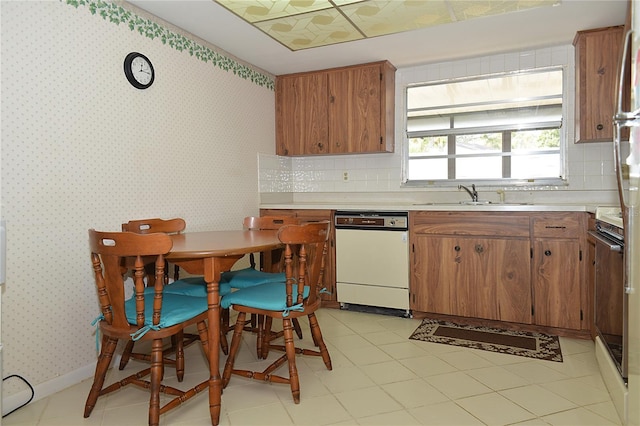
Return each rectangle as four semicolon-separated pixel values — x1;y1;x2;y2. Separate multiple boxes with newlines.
63;0;274;90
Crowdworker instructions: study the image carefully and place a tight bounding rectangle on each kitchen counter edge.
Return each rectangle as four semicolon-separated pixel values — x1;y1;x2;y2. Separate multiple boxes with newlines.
260;203;599;213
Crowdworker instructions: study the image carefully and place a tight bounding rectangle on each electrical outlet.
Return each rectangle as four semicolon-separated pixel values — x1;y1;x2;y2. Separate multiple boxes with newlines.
343;171;349;182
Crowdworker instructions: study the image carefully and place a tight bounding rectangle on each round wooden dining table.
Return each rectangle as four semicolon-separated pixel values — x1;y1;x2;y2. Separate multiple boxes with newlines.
166;229;282;425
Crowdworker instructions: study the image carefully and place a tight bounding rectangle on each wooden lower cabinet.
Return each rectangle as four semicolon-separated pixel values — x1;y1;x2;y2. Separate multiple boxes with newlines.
411;212;531;323
261;209;589;334
410;211;588;333
530;212;587;331
260;209;336;305
532;238;582;329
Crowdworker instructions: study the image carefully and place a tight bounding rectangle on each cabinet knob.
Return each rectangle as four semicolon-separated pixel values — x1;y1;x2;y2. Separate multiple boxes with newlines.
544;250;552;256
317;142;324;150
454;245;461;252
596;124;604;131
475;244;484;254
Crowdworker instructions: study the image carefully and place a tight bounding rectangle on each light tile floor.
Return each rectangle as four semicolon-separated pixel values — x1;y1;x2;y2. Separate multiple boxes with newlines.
3;308;623;425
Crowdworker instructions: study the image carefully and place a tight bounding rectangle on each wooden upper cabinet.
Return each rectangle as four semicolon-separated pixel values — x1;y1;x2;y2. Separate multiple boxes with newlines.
275;73;329;155
574;25;629;143
275;61;395;156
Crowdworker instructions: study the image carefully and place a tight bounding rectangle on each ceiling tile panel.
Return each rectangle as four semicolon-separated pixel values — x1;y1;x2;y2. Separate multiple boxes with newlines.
340;0;453;38
213;0;562;51
253;8;364;50
215;0;334;23
448;0;559;21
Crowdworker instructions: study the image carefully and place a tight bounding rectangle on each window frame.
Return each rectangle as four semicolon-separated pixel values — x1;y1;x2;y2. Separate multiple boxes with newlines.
401;66;568;188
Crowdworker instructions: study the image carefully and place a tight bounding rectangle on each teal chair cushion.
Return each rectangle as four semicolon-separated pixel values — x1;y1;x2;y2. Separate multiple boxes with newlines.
124;292;208;340
220;267;286;289
161;276;231;298
220;281;309;315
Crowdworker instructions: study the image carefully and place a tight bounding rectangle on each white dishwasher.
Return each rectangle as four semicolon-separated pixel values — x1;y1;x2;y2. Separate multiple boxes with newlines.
335;211;410;316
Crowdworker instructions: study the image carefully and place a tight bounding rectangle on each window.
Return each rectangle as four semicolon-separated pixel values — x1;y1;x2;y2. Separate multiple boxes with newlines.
404;68;563;185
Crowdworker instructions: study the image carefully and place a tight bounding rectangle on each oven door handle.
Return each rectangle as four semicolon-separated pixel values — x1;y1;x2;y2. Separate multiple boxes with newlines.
588;231;623;252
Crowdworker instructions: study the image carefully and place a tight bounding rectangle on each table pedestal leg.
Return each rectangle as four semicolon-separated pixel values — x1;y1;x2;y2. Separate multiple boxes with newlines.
204;256;241;426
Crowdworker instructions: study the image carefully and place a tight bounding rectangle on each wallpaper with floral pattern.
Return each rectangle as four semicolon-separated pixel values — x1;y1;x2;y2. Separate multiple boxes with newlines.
1;0;275;401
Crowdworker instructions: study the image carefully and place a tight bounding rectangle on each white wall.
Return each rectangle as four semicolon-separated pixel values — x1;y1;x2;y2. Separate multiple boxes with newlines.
0;1;275;403
259;46;620;207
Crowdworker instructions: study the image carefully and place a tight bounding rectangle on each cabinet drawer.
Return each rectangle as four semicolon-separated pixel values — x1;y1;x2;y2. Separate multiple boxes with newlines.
531;213;582;238
411;212;530;237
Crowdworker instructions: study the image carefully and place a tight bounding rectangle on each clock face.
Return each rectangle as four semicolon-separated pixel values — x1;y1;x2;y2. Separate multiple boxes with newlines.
124;52;154;89
131;56;152;85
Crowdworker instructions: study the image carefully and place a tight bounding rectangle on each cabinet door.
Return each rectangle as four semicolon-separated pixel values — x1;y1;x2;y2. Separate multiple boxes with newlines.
328;64;382;154
452;237;486;319
412;234;531;322
574;26;627;143
494;239;532;324
275;73;329;155
594;239;624;338
533;239;581;329
411;235;455;315
261;209;336;303
452;237;531;322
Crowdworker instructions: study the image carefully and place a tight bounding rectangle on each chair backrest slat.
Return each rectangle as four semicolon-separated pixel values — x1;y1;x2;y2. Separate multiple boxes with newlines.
121;218;186;234
88;229;172;329
277;221;330;308
122;218;185;284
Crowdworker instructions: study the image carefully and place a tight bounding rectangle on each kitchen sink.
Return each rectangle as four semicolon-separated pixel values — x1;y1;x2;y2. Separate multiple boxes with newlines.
460;200;492;205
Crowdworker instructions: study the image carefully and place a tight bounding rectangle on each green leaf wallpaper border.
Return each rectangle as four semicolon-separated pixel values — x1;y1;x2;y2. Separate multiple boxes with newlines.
63;0;275;90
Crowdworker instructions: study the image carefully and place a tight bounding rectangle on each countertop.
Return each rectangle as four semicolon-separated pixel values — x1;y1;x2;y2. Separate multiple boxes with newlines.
260;202;599;213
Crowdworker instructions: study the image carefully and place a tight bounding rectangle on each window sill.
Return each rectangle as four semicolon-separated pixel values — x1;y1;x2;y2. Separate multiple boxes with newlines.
401;178;568;189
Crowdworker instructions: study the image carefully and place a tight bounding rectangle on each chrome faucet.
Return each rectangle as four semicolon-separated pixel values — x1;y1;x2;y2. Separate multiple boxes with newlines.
458;184;478;202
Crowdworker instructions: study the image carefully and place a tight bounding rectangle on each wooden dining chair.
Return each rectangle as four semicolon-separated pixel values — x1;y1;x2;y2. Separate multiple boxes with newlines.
221;221;333;403
220;216;298;287
85;229;210;426
219;215;305;356
119;217;231;369
119;218;197;371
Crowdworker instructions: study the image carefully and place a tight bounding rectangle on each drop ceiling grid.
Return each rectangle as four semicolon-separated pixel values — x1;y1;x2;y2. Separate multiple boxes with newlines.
214;0;560;50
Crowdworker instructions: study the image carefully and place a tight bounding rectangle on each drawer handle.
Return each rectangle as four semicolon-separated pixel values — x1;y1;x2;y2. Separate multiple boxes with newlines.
544;250;552;256
475;244;484;254
597;124;604;131
544;226;567;229
454;245;460;252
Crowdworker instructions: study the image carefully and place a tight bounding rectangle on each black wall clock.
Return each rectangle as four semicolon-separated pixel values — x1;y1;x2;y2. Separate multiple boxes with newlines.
123;52;154;89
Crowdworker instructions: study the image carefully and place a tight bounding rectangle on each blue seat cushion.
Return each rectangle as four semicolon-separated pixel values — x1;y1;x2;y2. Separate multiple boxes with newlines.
220;267;286;289
161;276;231;298
124;292;208;339
220;281;309;314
